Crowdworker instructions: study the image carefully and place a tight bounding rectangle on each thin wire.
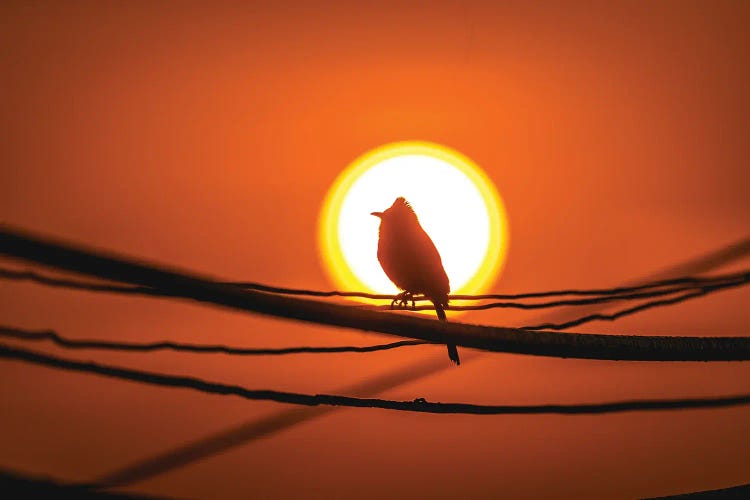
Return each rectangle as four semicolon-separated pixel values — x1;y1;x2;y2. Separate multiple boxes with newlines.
1;267;746;313
0;326;428;355
2;342;749;417
523;288;718;331
231;270;750;301
377;274;749;312
0;269;174;296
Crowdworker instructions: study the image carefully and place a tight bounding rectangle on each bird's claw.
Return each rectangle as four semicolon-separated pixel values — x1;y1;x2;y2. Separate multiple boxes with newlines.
390;292;416;310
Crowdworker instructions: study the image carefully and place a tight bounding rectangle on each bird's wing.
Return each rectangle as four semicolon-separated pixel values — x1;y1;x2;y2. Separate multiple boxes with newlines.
412;228;450;301
379;225;449;300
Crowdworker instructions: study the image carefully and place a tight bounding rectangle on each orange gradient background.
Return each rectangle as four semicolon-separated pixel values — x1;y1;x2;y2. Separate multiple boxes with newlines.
1;1;749;498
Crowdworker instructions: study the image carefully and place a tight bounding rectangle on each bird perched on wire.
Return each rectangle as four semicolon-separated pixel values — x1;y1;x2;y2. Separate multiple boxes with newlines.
371;197;459;365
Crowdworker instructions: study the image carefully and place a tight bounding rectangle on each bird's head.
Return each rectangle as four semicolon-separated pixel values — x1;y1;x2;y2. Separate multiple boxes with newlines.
371;197;418;225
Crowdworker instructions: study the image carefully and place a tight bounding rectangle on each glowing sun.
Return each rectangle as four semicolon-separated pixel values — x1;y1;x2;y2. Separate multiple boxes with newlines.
318;141;509;299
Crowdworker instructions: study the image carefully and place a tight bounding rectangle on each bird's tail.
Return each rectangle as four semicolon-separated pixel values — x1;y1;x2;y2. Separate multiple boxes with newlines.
434;302;447;321
447;342;460;365
433;300;460;365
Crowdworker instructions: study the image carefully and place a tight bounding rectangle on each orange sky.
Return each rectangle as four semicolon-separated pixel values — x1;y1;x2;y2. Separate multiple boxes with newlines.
1;1;749;498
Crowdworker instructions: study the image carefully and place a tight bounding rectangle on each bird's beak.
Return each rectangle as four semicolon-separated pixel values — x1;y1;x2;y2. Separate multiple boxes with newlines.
370;212;383;218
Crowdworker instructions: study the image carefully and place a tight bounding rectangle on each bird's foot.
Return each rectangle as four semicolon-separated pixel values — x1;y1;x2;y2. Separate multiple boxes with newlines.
390;291;416;310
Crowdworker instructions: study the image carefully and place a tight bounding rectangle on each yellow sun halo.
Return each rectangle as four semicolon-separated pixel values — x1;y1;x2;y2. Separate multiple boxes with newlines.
318;141;509;302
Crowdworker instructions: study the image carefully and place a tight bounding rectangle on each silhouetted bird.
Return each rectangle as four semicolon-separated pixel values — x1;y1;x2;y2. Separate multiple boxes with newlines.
371;197;459;365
